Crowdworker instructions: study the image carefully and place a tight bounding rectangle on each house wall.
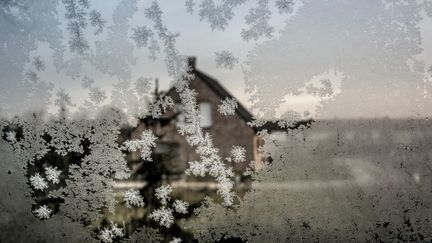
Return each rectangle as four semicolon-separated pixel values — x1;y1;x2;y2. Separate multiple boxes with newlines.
164;74;256;175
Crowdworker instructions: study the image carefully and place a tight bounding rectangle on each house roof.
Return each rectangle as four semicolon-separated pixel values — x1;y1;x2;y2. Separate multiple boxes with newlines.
164;57;313;131
194;69;253;123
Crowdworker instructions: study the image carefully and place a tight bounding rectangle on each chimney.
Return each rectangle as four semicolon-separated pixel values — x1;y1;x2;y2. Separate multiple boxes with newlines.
187;56;196;70
154;78;159;96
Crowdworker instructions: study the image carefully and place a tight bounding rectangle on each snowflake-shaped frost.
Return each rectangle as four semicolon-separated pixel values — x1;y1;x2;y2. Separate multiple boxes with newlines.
218;97;238;116
99;223;125;243
5;131;17;143
230;145;246;163
173;200;189;214
123;189;145;208
149;207;174;228
132;26;153;48
155;185;172;205
29;173;48;191
124;130;157;161
33;205;52;219
215;50;238;70
45;166;61;184
89;10;106;34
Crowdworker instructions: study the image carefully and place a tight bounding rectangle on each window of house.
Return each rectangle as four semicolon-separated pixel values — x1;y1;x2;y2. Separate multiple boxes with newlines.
199;102;212;128
175;104;185;128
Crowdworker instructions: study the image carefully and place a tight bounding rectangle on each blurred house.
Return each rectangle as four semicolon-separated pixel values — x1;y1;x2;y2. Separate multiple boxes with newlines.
127;57;264;181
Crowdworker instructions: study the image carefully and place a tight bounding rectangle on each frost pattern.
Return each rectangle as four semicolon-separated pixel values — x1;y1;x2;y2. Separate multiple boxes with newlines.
131;26;153;48
89;10;106;34
198;0;246;30
217;97;238;115
123;189;145;208
229;145;246;163
149;207;174;228
32;56;46;71
155;185;172;206
124;129;157;161
45;166;61;184
241;0;274;41
33;205;52;219
185;0;194;14
62;0;90;54
99;223;125;243
173;200;189;214
215;50;238;70
29;173;48;191
275;0;294;14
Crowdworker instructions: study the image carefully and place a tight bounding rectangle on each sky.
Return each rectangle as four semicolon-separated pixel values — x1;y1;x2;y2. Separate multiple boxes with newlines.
2;0;432;119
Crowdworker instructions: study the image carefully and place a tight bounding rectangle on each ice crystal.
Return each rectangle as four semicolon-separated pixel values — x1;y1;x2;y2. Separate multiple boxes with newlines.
89;10;106;34
32;56;46;71
198;0;246;30
185;161;207;177
5;131;16;143
45;166;61;184
25;70;39;82
33;205;52;219
218;97;238;115
230;145;246;163
155;185;172;206
62;0;90;54
173;200;189;214
124;130;157;161
149;207;174;228
241;0;274;41
131;26;153;48
170;237;182;243
215;50;238;70
123;189;145;208
29;173;48;191
275;0;294;14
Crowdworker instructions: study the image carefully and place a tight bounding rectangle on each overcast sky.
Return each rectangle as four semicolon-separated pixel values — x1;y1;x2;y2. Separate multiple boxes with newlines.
2;0;432;118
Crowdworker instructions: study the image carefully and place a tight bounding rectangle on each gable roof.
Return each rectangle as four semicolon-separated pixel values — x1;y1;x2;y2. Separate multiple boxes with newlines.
193;69;253;123
163;57;313;131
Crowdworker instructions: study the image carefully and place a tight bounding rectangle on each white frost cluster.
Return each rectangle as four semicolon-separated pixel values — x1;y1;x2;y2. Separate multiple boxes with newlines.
173;200;189;214
149;96;174;118
150;185;189;227
45;166;61;184
33;205;52;219
277;110;301;128
149;207;174;228
99;223;125;243
230;145;246;163
186;161;207;177
5;131;16;143
123;189;145;208
29;173;48;191
241;0;274;41
170;237;182;243
155;185;172;205
215;50;238;70
218;97;238;116
124;130;157;161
